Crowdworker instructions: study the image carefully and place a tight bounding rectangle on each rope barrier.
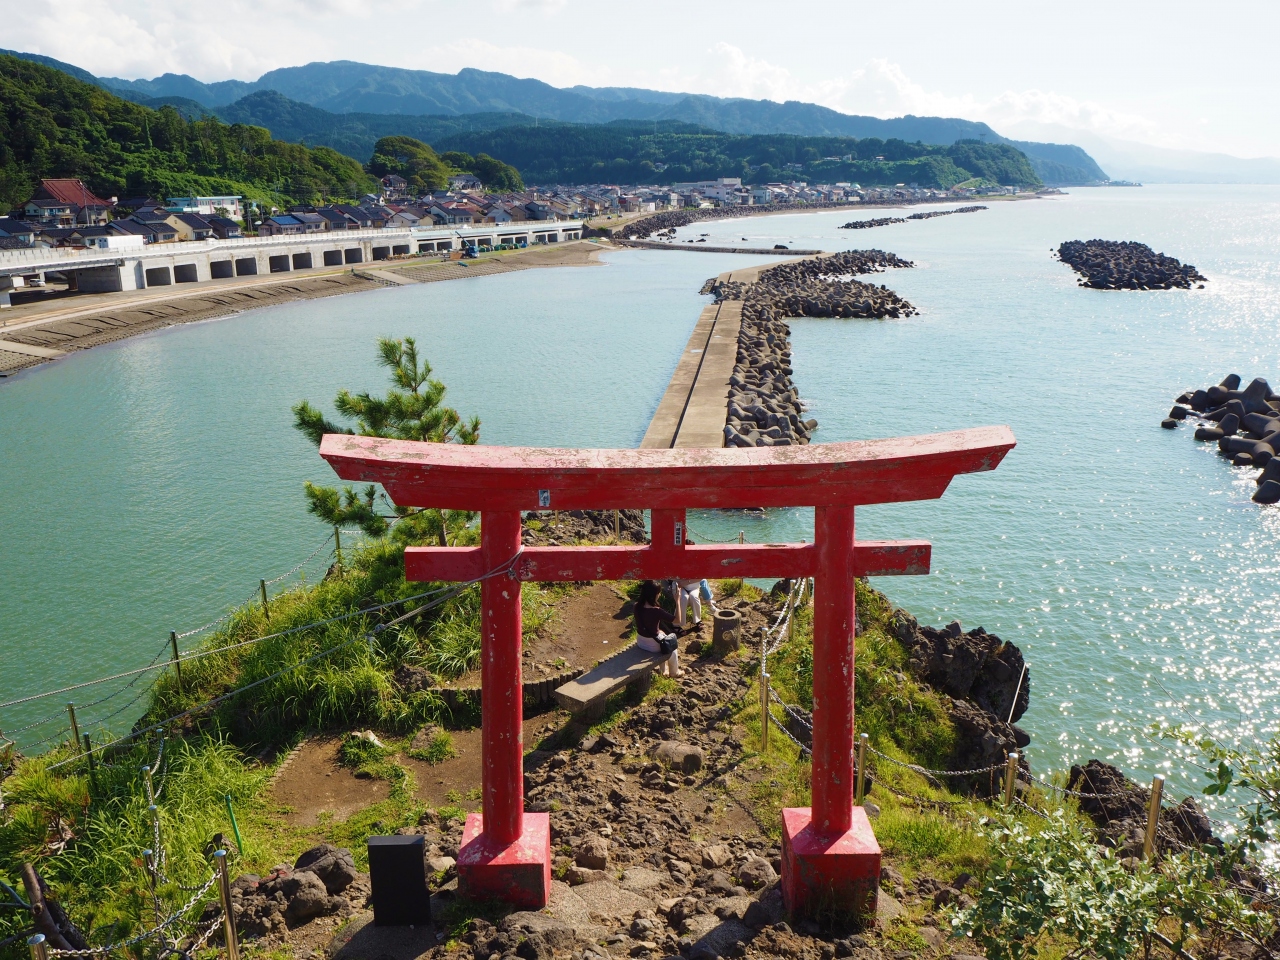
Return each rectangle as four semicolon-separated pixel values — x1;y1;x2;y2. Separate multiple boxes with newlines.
1025;771;1142;801
1;581;463;712
684;524;747;544
866;744;1006;779
46;872;218;957
261;533;335;586
46;552;523;770
173;589;259;642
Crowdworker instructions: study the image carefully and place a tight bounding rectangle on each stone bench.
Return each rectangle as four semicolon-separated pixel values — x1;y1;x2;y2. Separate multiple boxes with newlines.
553;645;667;720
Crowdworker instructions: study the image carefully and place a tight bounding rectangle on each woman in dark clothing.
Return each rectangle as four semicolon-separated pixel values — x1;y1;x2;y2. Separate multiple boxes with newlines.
634;579;683;678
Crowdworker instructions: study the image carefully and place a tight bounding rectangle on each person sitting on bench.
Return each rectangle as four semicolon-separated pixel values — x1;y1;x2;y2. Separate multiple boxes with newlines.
634;580;683;678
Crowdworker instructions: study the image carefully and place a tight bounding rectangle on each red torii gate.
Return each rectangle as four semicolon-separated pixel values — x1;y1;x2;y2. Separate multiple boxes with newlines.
320;426;1015;917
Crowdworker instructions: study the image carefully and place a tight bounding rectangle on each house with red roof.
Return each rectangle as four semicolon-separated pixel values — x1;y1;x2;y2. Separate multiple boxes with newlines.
18;179;114;227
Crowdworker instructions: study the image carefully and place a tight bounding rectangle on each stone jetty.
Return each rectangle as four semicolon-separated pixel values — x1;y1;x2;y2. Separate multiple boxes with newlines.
905;204;987;220
1057;239;1207;290
1165;373;1280;503
839;206;986;230
840;216;906;230
696;251;915;448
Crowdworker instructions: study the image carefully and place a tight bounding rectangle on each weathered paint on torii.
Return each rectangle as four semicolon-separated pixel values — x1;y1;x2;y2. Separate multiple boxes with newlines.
320;426;1016;917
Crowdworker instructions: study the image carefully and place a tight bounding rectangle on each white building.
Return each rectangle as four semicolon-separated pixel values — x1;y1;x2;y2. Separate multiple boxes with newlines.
166;196;244;218
82;234;146;252
669;178;743;203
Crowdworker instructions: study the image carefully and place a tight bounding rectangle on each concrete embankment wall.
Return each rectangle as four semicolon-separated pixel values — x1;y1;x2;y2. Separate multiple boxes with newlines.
0;223;585;294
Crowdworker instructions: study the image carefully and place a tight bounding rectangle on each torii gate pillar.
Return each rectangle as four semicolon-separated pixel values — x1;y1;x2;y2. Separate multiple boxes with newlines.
321;427;1015;918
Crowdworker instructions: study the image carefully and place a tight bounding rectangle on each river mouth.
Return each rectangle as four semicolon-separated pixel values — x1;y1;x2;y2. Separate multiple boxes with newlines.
4;185;1280;811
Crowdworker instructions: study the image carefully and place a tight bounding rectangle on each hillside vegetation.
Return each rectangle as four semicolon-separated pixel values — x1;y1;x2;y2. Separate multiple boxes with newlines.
434;122;1042;189
0;54;376;210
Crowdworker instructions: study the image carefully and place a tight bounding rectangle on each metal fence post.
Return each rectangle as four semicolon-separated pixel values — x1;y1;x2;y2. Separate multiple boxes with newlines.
1142;774;1166;861
143;848;157;889
28;934;48;960
613;510;620;540
855;732;869;804
259;580;270;622
169;631;182;694
214;849;240;960
67;703;80;752
334;526;343;569
142;764;155;804
1004;751;1020;806
83;734;96;792
759;672;770;753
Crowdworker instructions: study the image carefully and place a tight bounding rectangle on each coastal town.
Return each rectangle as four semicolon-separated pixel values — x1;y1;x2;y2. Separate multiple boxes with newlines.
0;175;1019;254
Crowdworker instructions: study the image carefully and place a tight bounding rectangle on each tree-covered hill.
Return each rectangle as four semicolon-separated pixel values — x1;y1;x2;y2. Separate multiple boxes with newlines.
213;91;534;163
0;54;378;210
433;122;1043;189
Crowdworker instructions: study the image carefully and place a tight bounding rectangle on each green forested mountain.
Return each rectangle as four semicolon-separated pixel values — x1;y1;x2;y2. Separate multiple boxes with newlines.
0;55;377;210
214;91;533;161
433;122;1043;189
365;136;524;192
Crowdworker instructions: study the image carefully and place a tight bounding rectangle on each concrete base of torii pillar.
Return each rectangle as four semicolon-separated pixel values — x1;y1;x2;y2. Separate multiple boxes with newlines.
781;807;881;921
458;813;551;909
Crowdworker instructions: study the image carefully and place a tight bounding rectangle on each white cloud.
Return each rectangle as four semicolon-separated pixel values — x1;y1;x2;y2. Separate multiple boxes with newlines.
494;0;568;11
660;45;1163;146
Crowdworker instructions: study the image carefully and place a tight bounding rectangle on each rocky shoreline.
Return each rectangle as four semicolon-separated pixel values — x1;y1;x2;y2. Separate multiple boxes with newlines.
1164;373;1280;502
1056;239;1207;290
698;251;915;449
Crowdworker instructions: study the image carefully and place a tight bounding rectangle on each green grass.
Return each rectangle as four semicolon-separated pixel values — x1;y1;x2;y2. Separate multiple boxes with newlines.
407;729;455;764
0;526;576;955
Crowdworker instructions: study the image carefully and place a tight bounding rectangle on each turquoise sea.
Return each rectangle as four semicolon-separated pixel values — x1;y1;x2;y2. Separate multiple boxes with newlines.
3;185;1279;808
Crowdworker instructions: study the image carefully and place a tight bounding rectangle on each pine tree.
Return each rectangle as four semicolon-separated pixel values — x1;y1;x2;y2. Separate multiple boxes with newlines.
293;337;480;542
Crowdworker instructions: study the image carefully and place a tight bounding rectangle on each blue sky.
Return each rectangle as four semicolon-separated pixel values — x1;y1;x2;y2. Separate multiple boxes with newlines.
9;0;1277;158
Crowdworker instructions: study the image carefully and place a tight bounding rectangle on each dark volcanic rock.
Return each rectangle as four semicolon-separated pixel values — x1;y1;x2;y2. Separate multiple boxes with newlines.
1067;760;1224;858
891;613;1028;721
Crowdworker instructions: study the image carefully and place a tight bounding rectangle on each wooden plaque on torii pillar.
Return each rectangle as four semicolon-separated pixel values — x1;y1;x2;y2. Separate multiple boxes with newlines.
321;426;1015;918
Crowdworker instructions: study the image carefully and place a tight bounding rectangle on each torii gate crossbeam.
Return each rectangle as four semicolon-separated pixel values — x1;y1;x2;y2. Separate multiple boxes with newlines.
321;426;1015;919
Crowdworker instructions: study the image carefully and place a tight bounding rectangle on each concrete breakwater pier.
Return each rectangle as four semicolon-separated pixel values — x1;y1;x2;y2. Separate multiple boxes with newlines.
643;251;917;449
617;239;827;256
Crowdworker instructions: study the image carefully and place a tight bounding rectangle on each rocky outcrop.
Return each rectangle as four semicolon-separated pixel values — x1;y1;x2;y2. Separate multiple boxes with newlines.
891;612;1030;794
1067;760;1232;861
1057;239;1207;290
220;844;365;938
1169;374;1280;502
